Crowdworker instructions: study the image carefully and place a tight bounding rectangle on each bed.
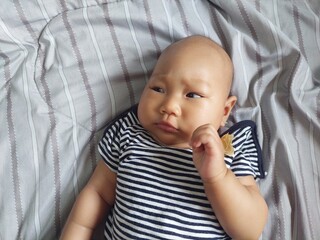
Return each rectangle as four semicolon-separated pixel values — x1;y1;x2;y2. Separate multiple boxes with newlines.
1;0;319;239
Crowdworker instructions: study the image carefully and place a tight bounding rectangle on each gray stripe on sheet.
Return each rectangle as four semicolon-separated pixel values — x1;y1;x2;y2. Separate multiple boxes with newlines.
235;0;273;161
36;10;62;240
0;49;23;236
81;0;116;119
13;0;38;41
209;4;230;54
11;1;44;238
59;2;98;172
49;116;62;236
271;157;284;240
58;0;67;12
40;0;81;196
103;3;136;105
234;4;286;238
265;15;286;240
303;0;320;84
14;0;62;236
291;4;315;239
123;1;149;85
60;13;98;133
307;112;320;223
255;0;261;12
175;0;190;36
237;0;287;228
292;4;307;61
192;0;209;37
286;54;303;240
1;14;42;237
35;47;62;236
143;0;161;59
236;0;264;85
161;0;174;42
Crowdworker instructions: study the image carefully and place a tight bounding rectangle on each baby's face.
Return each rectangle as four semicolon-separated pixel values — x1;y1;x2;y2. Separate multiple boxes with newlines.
138;37;235;148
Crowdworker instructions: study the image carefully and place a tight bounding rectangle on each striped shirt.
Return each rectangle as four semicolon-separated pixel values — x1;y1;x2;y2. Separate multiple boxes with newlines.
98;105;265;239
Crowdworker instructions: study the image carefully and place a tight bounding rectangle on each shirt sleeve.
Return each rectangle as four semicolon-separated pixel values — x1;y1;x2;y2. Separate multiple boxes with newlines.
98;105;138;173
221;121;265;179
98;119;122;173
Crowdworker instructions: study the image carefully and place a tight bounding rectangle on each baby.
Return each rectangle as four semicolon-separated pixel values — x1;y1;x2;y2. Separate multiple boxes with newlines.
61;35;268;239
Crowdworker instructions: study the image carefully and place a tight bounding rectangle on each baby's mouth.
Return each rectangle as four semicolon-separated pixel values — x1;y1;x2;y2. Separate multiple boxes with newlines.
156;121;178;133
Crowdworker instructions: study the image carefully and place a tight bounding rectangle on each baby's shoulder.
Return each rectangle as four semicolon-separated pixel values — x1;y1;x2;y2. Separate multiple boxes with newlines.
103;104;140;133
221;121;265;179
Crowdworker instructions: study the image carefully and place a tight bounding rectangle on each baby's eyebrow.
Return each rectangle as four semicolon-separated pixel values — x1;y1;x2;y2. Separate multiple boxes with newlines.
149;73;164;82
150;73;167;79
186;78;210;88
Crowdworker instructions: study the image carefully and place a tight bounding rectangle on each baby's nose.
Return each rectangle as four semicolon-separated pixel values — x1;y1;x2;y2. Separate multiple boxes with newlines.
160;96;181;116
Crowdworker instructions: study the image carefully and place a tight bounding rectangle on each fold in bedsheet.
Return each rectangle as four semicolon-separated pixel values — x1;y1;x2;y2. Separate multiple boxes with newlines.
0;0;319;239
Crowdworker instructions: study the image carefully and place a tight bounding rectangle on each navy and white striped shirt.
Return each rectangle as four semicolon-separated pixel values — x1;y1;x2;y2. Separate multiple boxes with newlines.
98;105;265;240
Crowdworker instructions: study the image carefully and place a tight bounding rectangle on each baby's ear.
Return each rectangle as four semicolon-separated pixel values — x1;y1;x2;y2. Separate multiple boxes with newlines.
220;96;237;127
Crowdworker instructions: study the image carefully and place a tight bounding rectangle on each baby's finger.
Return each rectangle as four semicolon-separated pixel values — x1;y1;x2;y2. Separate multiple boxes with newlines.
190;125;221;154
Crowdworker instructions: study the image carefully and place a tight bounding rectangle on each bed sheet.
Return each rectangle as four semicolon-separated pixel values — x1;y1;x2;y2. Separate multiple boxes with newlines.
1;0;319;239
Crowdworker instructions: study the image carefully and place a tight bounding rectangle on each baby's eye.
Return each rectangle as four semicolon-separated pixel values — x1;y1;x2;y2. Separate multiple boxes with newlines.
151;86;165;93
186;92;202;98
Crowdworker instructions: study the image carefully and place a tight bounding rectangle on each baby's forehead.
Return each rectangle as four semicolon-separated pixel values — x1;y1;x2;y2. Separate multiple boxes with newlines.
165;39;230;64
153;37;233;89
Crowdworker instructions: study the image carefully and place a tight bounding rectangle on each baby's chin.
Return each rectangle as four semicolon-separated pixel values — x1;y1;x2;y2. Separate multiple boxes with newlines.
152;135;191;149
168;142;191;149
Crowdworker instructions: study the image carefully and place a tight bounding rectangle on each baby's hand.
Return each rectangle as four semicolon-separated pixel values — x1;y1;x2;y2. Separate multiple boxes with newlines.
190;124;228;183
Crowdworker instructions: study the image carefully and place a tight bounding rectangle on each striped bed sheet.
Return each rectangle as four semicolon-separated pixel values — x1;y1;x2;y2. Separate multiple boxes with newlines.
0;0;319;239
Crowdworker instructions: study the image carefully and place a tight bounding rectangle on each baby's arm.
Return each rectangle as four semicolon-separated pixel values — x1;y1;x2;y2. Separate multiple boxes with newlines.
60;160;116;240
190;124;268;240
